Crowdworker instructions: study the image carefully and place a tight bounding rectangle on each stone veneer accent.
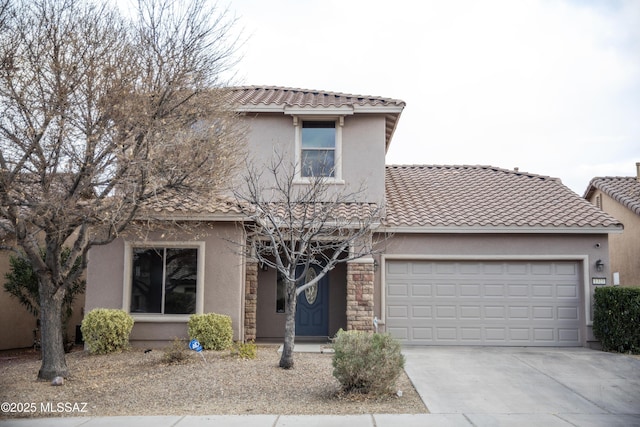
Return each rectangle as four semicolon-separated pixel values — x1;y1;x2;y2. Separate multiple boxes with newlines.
244;258;258;341
346;259;375;332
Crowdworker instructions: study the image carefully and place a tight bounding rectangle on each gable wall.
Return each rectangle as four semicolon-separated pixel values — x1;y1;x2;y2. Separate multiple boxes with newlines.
240;113;386;203
587;189;640;286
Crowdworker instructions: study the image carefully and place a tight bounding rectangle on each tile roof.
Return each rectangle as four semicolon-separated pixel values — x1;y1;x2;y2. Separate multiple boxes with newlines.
227;86;406;109
384;165;622;231
583;176;640;216
139;191;243;218
226;86;405;150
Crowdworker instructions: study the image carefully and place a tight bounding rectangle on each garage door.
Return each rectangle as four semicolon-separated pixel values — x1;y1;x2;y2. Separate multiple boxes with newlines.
385;260;582;346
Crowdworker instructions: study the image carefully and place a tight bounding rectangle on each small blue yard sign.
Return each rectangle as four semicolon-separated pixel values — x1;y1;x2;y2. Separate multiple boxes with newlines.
189;339;203;352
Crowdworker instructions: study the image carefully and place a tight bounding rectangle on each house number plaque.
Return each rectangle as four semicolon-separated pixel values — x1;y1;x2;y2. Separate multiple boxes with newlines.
592;277;606;286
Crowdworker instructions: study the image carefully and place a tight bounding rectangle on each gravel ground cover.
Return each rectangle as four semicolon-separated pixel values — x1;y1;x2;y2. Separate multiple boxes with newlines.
0;345;428;419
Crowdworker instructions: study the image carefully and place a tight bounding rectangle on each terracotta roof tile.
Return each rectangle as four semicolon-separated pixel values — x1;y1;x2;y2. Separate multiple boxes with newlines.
227;86;406;109
139;191;243;217
584;176;640;216
384;165;622;230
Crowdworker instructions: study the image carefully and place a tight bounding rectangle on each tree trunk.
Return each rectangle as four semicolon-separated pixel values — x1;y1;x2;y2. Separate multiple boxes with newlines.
38;282;69;380
279;284;297;369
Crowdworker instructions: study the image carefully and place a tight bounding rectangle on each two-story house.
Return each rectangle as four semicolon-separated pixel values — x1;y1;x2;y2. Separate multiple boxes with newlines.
84;86;622;349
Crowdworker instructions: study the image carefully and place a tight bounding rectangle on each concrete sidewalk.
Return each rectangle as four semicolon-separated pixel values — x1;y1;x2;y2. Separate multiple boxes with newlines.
3;414;470;427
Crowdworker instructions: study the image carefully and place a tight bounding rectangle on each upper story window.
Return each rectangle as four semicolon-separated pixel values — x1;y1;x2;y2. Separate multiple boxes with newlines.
301;121;336;178
295;117;343;182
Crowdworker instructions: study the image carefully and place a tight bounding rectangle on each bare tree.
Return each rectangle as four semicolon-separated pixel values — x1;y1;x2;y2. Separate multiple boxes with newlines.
0;0;245;380
234;154;383;369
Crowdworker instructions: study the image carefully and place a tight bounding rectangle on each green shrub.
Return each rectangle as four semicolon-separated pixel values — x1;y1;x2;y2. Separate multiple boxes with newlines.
593;287;640;354
332;329;405;396
232;340;257;360
162;338;190;364
188;313;233;351
81;309;134;354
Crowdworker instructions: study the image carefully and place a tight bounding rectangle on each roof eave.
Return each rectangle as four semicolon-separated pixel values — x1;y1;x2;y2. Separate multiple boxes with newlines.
377;225;624;234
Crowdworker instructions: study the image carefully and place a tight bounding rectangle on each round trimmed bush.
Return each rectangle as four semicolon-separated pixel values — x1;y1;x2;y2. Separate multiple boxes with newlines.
188;313;233;351
332;329;405;395
81;309;134;354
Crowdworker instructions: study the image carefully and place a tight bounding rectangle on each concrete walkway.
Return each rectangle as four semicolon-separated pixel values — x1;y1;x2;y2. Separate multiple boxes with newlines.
2;347;639;426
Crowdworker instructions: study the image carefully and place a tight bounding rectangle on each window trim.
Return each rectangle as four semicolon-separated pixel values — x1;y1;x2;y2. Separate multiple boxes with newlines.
122;241;205;322
293;116;344;184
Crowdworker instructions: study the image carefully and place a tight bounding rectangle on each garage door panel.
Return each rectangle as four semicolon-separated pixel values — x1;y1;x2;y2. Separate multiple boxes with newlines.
386;260;581;346
557;285;577;298
412;306;432;318
387;305;408;319
558;306;579;320
388;283;409;297
411;283;432;296
460;305;481;318
485;284;505;297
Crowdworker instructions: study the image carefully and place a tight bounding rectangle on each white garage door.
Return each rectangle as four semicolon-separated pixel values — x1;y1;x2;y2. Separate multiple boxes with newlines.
385;260;582;346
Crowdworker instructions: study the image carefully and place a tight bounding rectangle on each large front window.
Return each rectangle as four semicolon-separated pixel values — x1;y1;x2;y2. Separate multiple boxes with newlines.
130;247;198;314
301;121;336;177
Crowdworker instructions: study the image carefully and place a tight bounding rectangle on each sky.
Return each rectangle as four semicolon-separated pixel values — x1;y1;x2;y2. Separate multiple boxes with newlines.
221;0;640;195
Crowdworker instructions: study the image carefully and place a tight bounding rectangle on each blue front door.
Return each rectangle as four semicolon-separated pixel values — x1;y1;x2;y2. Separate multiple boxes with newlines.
296;265;329;336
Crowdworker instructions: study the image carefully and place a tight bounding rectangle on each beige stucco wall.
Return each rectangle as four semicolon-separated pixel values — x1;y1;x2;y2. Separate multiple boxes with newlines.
85;222;245;347
239;113;387;203
587;190;640;286
373;232;613;344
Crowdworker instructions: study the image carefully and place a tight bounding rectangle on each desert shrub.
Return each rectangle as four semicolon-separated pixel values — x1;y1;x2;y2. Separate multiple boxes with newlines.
232;340;257;360
593;286;640;354
332;329;405;396
162;338;190;364
188;313;233;351
81;309;134;354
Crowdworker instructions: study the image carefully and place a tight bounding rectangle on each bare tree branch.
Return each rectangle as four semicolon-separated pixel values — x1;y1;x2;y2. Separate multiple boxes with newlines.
233;152;384;369
0;0;245;380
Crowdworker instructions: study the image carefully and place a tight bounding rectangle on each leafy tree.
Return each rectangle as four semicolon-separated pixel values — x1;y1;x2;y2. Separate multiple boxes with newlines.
234;154;383;369
0;0;244;379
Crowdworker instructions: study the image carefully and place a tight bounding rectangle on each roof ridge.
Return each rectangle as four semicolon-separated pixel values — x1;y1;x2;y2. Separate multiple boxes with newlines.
385;164;557;181
590;175;636;180
229;85;405;104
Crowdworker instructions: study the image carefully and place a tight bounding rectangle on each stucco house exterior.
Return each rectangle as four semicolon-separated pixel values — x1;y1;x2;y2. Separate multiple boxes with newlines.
584;163;640;287
83;86;622;349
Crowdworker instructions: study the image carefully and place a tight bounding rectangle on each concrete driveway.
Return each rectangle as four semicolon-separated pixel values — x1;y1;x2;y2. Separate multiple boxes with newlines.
402;347;640;427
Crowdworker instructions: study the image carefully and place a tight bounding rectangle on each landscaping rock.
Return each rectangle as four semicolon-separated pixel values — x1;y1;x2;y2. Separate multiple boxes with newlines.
51;376;64;386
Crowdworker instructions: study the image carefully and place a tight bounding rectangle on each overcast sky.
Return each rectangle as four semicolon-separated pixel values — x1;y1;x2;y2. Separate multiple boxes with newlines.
223;0;640;195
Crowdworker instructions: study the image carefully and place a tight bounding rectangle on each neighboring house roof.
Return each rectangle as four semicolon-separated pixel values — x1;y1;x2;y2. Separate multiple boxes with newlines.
227;86;405;151
384;165;623;233
583;176;640;216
